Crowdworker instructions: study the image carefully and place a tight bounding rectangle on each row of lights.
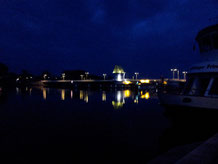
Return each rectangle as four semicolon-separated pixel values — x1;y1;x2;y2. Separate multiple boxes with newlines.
80;72;89;80
170;69;188;79
44;70;188;81
43;72;90;80
43;71;141;81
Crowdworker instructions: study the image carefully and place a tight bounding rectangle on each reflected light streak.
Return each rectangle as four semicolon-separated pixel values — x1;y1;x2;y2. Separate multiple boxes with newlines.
113;91;125;109
117;91;122;102
141;92;150;100
102;91;106;101
84;92;88;103
112;101;124;109
71;90;73;99
124;90;131;98
61;89;65;100
134;95;139;104
16;87;20;95
29;88;32;96
80;90;84;100
43;88;47;100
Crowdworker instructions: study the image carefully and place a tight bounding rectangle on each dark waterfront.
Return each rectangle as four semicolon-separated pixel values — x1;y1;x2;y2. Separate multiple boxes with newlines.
0;87;218;163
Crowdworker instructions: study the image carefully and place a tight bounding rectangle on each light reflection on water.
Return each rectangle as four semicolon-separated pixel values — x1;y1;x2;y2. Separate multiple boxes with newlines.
16;87;154;109
3;87;218;163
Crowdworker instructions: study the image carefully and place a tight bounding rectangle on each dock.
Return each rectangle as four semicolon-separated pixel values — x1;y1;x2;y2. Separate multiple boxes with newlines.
148;133;218;164
40;79;162;89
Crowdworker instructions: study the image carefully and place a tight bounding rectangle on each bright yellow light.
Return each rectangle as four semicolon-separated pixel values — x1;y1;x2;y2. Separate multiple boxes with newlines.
124;90;131;98
141;92;150;100
140;79;150;83
123;80;132;85
112;65;125;74
163;81;167;85
145;92;150;99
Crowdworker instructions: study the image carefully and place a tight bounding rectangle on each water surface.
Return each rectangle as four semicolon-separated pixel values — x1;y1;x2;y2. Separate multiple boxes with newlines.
0;87;218;163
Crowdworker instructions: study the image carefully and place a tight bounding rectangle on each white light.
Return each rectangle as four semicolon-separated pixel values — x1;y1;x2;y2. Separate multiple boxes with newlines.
117;74;122;81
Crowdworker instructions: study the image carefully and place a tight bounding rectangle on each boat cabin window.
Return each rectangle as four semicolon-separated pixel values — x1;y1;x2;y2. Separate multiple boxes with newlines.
198;35;213;53
197;33;218;52
209;78;218;96
189;77;210;96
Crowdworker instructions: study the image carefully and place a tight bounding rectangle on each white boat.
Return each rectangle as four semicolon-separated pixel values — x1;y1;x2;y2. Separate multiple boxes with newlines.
159;23;218;110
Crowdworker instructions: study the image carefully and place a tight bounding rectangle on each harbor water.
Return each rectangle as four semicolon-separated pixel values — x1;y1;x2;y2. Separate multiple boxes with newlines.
0;87;218;163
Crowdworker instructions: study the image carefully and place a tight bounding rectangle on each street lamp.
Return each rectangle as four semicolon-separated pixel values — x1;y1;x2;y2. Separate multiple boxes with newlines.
62;73;65;80
80;75;84;80
103;74;107;80
182;71;188;80
170;69;177;80
135;72;139;80
85;72;89;80
43;74;47;80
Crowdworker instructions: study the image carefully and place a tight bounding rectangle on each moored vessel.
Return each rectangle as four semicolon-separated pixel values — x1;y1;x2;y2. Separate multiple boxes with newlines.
159;23;218;110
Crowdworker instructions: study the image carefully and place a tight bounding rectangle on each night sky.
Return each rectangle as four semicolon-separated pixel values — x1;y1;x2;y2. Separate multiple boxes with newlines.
1;0;218;78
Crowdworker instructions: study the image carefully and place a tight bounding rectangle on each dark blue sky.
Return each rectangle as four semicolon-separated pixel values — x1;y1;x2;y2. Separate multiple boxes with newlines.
1;0;218;78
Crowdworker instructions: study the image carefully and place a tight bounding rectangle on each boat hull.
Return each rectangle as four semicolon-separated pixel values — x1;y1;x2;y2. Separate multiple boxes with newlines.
159;93;218;110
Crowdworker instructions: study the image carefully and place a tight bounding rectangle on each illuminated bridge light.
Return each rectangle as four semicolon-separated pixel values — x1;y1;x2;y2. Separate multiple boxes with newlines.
112;65;125;74
123;80;131;85
140;79;150;84
113;65;125;81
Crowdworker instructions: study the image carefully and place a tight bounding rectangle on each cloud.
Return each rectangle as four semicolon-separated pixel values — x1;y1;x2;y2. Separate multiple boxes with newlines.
0;0;218;76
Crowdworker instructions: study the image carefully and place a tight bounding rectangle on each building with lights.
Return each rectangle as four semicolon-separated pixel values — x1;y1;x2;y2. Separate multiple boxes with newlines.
112;65;125;81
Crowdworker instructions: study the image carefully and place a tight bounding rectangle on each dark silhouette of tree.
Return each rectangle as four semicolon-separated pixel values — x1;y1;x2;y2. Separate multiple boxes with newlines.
0;63;8;76
63;70;86;80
